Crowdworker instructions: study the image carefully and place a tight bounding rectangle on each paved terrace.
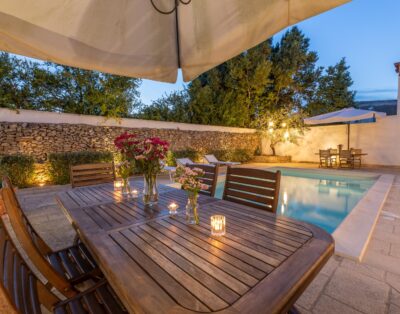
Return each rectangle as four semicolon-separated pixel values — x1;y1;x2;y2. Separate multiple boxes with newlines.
1;162;400;314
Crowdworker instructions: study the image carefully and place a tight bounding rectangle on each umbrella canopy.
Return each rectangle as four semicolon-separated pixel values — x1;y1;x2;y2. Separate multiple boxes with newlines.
304;107;386;150
304;107;386;125
0;0;350;83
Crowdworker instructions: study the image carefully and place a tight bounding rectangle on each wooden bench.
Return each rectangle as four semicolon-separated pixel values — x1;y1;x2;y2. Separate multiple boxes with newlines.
70;162;115;188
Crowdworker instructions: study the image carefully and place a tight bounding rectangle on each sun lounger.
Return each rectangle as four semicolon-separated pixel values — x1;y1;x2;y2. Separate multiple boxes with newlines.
204;154;241;166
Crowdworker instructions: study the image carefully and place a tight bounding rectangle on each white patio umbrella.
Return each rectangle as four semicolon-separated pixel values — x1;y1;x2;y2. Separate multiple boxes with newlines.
0;0;350;83
304;107;386;149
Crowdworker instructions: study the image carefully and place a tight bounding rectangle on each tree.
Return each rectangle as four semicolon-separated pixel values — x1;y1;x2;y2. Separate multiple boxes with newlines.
267;27;322;112
251;105;307;155
136;91;190;122
187;40;273;127
0;53;37;110
0;52;142;118
307;58;355;115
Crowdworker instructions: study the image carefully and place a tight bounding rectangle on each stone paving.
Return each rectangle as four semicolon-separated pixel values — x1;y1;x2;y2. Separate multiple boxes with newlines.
2;166;400;313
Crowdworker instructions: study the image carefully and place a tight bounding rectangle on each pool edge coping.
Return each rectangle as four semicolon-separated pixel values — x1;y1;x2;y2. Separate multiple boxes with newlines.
332;173;394;262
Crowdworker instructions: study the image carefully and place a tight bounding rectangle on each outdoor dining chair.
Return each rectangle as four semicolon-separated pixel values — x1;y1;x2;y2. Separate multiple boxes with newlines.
204;154;241;166
1;177;101;298
351;148;362;168
319;150;331;168
187;163;220;197
223;166;281;213
0;216;127;314
70;162;116;188
339;150;355;168
328;148;338;167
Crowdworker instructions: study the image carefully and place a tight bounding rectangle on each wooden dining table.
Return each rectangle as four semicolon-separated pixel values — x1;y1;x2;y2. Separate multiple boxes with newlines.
57;180;334;314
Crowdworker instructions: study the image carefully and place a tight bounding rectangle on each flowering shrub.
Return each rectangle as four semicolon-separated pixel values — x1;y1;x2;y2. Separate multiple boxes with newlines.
114;132;169;175
173;165;208;193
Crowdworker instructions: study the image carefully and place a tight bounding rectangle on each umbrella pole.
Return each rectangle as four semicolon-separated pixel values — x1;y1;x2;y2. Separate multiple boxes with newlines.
347;123;350;150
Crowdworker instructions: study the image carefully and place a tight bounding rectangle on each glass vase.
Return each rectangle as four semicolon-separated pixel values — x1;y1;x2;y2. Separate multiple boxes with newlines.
186;191;199;225
121;178;131;196
143;173;158;206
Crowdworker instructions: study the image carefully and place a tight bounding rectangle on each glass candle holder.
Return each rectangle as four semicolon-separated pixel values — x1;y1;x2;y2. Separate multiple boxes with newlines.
168;202;179;215
114;179;123;191
131;188;139;199
211;215;226;236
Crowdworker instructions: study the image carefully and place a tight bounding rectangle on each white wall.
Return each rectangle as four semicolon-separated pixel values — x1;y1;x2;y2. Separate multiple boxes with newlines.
270;115;400;166
0;108;256;134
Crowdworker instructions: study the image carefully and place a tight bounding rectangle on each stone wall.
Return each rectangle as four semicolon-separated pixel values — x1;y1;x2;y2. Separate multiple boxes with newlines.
0;122;261;162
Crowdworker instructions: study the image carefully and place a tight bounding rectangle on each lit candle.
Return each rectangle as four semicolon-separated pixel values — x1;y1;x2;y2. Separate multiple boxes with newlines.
131;188;139;199
114;179;123;191
211;215;226;236
168;202;179;215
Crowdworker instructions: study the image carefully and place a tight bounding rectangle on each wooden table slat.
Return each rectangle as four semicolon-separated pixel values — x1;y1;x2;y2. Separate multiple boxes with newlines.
139;223;258;288
154;219;267;279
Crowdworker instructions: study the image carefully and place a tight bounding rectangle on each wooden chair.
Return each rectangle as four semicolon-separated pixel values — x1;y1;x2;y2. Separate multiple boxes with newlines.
187;163;219;197
319;150;331;168
0;216;127;314
223;167;281;213
328;148;338;167
70;162;115;188
351;148;362;168
1;177;100;298
339;150;354;168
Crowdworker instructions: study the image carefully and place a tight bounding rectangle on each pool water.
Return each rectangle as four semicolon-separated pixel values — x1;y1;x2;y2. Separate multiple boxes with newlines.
214;168;377;233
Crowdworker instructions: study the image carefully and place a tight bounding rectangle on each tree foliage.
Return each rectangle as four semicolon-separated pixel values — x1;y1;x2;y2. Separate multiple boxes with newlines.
307;58;355;115
136;91;190;122
0;52;141;118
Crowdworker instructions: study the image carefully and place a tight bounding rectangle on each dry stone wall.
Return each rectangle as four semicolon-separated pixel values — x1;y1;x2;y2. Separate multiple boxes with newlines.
0;122;261;162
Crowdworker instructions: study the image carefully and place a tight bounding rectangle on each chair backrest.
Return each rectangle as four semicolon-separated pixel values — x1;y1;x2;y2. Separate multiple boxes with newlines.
329;149;338;155
2;177;52;256
187;164;219;197
70;162;115;188
319;150;330;158
0;215;60;313
339;150;352;158
176;158;194;166
223;167;281;213
204;154;219;163
351;148;362;154
0;185;76;298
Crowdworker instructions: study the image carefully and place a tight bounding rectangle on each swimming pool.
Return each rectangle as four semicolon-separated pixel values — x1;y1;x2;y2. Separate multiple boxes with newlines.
214;168;378;233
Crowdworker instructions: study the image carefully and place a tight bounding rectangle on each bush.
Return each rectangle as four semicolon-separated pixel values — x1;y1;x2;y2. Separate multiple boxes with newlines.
48;151;114;185
0;154;35;188
166;149;203;166
211;149;254;163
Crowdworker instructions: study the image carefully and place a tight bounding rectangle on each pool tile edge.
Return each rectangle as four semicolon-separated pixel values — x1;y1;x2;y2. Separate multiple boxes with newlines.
332;174;394;262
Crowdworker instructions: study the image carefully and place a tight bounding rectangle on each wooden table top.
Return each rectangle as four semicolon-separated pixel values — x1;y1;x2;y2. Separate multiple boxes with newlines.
58;181;334;314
